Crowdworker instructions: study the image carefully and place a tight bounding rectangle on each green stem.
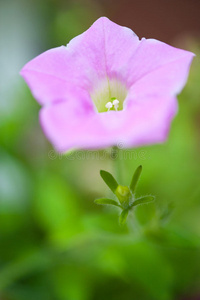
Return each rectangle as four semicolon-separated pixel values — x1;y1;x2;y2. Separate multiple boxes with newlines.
111;146;123;184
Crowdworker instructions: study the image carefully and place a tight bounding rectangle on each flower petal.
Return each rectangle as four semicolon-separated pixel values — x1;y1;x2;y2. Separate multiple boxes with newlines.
124;38;195;89
123;95;178;147
20;45;98;105
91;17;141;82
20;17;140;105
40;92;177;152
40;100;115;152
129;51;194;100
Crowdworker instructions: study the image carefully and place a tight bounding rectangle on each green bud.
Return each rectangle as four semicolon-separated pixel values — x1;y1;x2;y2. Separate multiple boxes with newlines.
115;185;132;208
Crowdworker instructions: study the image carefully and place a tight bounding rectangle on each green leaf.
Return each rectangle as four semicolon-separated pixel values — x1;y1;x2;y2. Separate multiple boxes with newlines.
100;170;119;194
130;165;142;194
160;202;174;222
94;198;122;207
119;209;129;225
131;196;155;208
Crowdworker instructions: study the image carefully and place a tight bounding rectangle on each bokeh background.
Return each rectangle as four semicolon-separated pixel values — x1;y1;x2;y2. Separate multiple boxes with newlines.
0;0;200;299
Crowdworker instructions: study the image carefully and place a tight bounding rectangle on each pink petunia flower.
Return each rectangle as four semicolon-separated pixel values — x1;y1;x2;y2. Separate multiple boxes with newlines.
20;17;194;152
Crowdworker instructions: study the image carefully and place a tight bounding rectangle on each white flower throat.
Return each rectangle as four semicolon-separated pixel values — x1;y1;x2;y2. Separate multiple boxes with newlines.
90;78;128;113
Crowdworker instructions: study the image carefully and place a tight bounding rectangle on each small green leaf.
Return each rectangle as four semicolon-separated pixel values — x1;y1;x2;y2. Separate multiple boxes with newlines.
131;196;155;208
94;198;122;208
160;202;174;221
119;209;129;225
130;165;142;194
100;170;119;194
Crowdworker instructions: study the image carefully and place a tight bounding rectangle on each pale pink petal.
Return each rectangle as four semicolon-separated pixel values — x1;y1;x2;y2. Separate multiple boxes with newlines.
40;100;114;152
20;46;96;105
128;52;194;101
123;39;195;88
20;17;140;105
122;95;178;147
40;92;177;152
88;17;140;83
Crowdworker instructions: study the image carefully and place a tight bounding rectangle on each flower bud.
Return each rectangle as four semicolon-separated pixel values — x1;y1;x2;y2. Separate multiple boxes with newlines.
115;185;132;208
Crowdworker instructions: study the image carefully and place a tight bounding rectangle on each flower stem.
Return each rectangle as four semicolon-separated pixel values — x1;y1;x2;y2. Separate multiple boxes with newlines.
111;146;123;184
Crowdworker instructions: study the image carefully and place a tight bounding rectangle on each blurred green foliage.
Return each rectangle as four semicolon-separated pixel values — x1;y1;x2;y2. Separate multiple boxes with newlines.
1;1;200;299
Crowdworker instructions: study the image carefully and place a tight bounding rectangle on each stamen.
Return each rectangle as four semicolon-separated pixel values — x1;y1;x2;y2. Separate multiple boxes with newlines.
113;99;119;111
105;101;113;111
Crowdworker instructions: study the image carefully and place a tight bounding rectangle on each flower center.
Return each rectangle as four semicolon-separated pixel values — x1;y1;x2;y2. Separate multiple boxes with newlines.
90;78;128;113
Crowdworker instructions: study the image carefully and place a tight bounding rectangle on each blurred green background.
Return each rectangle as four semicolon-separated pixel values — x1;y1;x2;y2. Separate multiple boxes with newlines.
0;0;200;299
